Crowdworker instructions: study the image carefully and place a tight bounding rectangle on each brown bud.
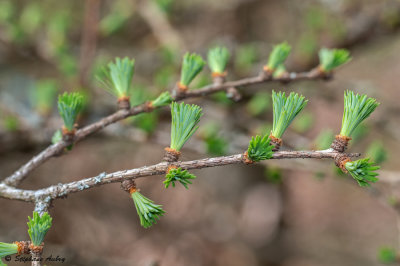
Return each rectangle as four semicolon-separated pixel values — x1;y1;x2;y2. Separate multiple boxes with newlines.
163;147;181;162
29;243;44;254
121;179;137;194
61;125;76;142
330;135;352;153
117;96;131;110
260;66;273;80
212;72;227;85
226;87;242;102
269;134;282;152
15;241;30;254
334;153;351;172
144;101;155;112
177;82;188;92
242;152;254;164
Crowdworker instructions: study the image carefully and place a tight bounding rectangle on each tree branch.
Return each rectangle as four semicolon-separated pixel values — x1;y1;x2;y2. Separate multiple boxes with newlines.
1;68;326;187
0;149;360;202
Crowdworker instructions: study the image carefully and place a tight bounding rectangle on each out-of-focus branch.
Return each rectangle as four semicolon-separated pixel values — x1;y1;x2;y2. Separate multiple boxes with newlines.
136;0;186;50
79;0;101;87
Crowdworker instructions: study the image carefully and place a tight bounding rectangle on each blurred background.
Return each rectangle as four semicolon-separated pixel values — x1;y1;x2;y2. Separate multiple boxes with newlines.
0;0;400;265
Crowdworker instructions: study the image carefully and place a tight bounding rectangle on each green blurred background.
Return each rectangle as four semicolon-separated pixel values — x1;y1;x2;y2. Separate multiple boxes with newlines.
0;0;400;265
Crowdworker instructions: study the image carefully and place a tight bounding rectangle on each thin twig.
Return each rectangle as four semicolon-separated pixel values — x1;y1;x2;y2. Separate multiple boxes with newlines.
0;150;360;202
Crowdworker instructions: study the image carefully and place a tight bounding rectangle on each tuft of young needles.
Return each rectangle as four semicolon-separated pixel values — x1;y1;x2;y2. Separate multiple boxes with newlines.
0;242;18;257
207;46;230;74
27;212;52;246
339;91;379;137
271;91;308;139
131;191;165;228
98;57;135;99
246;135;274;162
318;48;351;72
151;91;173;108
57;92;85;131
170;102;203;151
179;52;206;87
345;158;380;187
164;167;196;189
266;42;291;71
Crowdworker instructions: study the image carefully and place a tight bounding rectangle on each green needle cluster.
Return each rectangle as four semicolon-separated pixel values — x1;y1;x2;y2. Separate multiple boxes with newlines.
266;42;291;71
207;46;230;74
0;242;18;259
164;167;196;189
179;52;206;87
98;57;135;99
131;191;165;228
339;91;379;137
151;91;173;108
27;212;52;246
57;92;85;131
345;158;380;187
271;91;308;139
246;135;274;162
170;102;203;151
318;48;351;72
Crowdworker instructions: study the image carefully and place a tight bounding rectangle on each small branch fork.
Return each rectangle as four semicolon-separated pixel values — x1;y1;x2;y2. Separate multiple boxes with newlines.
0;63;356;266
0;149;360;202
1;68;327;187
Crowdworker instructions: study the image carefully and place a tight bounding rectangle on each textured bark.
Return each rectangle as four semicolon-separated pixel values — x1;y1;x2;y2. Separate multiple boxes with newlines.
29;244;43;266
0;150;360;202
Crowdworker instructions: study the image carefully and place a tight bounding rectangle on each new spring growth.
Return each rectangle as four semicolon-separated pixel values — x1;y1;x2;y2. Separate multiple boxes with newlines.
266;42;291;73
164;167;196;189
340;90;379;137
345;158;380;187
271;91;308;139
0;242;18;259
57;92;84;132
98;57;135;100
179;52;206;88
131;190;165;228
170;102;203;151
207;46;230;75
246;135;274;162
318;48;351;72
151;91;173;108
27;211;52;247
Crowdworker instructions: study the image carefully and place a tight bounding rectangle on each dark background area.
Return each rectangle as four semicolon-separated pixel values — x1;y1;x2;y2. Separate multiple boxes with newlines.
0;0;400;265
